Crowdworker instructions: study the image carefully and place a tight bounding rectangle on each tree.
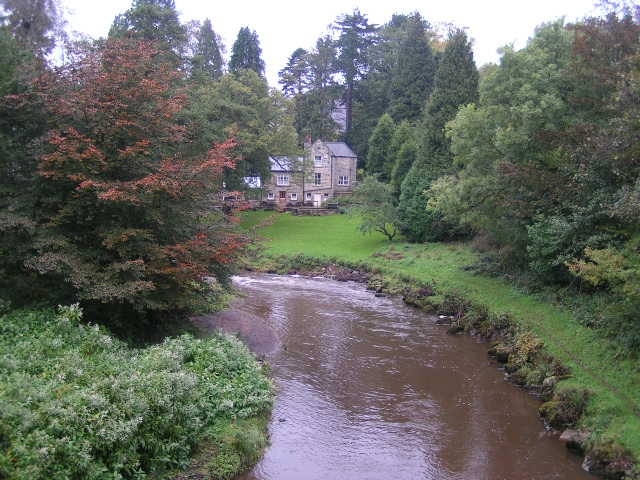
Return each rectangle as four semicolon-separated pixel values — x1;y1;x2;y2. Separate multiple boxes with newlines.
0;27;49;305
25;38;244;329
109;0;187;64
387;12;436;122
397;28;479;242
289;36;340;142
389;121;417;198
279;47;310;97
333;9;378;139
229;26;265;76
0;0;64;56
366;113;395;179
183;69;298;188
191;18;224;81
350;176;398;241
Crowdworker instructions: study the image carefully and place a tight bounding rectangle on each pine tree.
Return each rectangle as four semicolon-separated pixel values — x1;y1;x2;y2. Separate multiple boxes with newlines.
110;0;187;63
366;113;395;180
387;13;436;122
191;18;223;81
0;0;64;56
333;9;378;138
397;29;478;242
421;28;479;164
229;26;265;76
279;48;310;97
389;121;416;198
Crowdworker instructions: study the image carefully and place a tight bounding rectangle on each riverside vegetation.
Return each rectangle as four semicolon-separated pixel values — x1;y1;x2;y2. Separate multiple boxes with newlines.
0;304;273;480
244;210;640;480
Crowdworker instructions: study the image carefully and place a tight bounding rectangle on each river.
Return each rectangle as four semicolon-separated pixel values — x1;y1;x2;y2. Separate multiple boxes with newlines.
215;274;594;480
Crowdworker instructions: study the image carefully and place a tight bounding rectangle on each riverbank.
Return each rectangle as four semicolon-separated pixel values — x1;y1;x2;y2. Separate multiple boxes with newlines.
0;306;273;480
243;211;640;480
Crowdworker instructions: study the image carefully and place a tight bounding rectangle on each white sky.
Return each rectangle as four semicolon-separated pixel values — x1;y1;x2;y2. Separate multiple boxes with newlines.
60;0;599;87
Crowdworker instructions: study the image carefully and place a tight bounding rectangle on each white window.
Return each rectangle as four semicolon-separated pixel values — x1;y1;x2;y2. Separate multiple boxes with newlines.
276;175;290;186
305;192;312;200
324;193;329;198
314;172;321;185
267;192;275;200
314;155;327;166
290;193;298;200
338;175;349;185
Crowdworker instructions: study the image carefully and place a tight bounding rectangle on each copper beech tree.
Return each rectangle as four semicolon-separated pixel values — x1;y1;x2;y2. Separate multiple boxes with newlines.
27;38;244;325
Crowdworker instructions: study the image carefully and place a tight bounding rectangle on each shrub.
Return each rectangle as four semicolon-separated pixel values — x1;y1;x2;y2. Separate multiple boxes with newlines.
0;306;273;479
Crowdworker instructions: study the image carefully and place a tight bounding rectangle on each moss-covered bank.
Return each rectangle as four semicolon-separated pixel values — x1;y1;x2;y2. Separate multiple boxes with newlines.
244;211;640;480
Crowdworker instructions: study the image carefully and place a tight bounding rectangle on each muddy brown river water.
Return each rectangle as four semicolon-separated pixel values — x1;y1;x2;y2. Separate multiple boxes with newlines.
222;274;595;480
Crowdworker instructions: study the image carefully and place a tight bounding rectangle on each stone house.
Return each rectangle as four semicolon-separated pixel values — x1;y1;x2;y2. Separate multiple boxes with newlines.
263;140;358;207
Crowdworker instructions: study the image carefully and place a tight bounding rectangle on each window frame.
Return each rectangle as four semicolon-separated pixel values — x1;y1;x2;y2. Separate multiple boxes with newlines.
276;174;290;186
338;175;349;186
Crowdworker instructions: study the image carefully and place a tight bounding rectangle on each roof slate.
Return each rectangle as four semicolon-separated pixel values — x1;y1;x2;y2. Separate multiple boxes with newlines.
325;142;357;158
269;155;301;172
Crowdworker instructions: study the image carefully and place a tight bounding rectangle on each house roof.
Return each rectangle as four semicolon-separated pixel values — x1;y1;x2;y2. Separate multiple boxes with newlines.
269;155;302;172
325;142;357;158
242;176;262;188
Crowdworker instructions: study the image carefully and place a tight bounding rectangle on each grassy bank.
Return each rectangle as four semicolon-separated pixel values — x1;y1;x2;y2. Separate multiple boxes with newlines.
0;305;273;480
245;211;640;477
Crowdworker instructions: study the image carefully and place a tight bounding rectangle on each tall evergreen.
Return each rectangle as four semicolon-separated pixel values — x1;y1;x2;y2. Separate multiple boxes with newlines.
0;0;63;56
397;29;478;242
333;9;378;139
191;18;223;81
387;13;436;122
421;28;479;164
110;0;187;62
388;121;416;198
349;14;413;160
290;36;340;142
366;113;395;180
229;26;265;76
279;48;310;97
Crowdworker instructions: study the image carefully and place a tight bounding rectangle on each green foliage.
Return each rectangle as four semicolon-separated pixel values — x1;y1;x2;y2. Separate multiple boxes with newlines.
229;27;265;76
183;69;298;187
396;163;435;242
365;113;395;179
349;176;398;241
0;0;63;56
568;237;640;351
110;0;187;64
387;12;436;122
0;306;273;479
333;9;378;137
397;28;479;243
388;121;416;197
190;19;224;81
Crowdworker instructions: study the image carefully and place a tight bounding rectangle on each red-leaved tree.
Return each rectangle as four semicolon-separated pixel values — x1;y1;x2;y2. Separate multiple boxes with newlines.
26;38;245;328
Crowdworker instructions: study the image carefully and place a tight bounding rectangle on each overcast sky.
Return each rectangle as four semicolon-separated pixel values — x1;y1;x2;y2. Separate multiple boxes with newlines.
60;0;599;87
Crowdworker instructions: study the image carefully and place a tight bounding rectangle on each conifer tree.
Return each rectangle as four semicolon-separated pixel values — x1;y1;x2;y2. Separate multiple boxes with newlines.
387;13;436;122
191;18;224;80
110;0;187;62
397;29;478;242
389;121;416;198
366;113;395;180
333;9;378;138
279;48;310;97
229;26;265;76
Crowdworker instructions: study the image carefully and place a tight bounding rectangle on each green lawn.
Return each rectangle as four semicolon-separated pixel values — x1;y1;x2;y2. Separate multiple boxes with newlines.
247;212;640;460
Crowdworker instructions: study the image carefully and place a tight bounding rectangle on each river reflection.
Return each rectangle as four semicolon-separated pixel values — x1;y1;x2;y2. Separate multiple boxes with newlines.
231;274;593;480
